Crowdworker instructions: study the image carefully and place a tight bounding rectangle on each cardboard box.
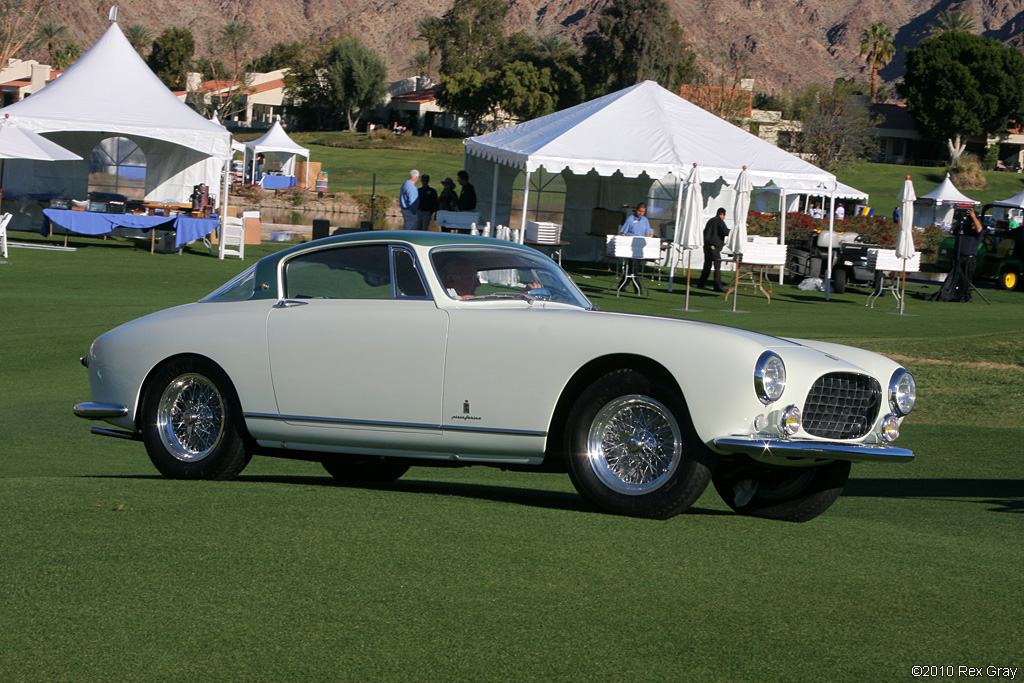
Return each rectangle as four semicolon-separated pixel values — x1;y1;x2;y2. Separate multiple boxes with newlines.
243;211;262;245
294;161;322;190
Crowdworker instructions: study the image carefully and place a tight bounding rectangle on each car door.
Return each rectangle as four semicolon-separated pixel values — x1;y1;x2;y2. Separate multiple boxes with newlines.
266;243;449;444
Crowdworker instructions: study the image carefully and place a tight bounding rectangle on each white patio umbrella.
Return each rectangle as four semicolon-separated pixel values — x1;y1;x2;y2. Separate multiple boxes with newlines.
669;164;704;310
0;113;82;204
894;175;917;315
725;167;753;312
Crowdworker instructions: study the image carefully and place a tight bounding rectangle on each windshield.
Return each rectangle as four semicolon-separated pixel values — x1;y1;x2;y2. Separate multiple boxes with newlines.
431;246;591;308
201;265;256;302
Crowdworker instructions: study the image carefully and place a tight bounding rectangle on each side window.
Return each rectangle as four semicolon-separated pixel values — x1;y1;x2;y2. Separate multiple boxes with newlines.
285;245;392;299
392;248;428;298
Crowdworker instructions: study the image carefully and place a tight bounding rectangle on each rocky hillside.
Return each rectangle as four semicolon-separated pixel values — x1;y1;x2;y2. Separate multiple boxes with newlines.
33;0;1024;96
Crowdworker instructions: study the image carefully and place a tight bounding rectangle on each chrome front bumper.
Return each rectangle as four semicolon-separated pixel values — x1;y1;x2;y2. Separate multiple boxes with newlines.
73;402;128;419
713;436;914;463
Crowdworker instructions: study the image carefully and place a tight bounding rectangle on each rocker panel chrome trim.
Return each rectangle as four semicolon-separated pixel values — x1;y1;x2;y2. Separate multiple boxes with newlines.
244;412;546;438
74;402;129;419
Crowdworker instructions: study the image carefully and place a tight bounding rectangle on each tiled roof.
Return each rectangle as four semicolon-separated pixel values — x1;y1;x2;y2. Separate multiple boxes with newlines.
392;85;440;104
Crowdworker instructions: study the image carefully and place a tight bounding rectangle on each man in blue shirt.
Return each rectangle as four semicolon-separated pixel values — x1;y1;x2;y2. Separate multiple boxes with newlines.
400;170;420;230
619;203;652;236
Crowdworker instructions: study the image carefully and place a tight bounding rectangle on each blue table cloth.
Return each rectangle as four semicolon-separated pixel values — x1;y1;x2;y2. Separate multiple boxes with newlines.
261;175;297;190
43;209;219;249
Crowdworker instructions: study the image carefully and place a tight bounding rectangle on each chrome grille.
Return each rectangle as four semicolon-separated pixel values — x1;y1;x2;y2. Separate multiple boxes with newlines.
803;373;881;439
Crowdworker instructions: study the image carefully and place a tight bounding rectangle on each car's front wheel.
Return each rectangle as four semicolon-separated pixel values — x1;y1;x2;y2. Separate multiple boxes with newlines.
322;457;410;484
140;357;251;480
712;457;850;522
565;369;713;519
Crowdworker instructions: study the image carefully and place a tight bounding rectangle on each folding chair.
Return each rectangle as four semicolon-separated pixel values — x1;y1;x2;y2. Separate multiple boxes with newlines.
0;212;11;259
218;216;245;260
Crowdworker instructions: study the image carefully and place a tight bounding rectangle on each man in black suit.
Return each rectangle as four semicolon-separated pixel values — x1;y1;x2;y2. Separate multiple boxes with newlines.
698;207;730;292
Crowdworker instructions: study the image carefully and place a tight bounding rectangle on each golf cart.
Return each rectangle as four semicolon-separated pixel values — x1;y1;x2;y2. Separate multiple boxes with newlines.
786;230;883;293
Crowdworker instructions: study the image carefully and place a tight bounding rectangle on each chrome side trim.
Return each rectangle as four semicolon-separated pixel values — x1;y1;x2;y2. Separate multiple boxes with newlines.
244;412;546;438
90;426;140;441
74;402;129;419
713;436;914;463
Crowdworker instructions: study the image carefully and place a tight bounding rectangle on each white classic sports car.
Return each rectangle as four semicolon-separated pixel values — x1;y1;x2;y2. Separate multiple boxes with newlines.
74;231;916;522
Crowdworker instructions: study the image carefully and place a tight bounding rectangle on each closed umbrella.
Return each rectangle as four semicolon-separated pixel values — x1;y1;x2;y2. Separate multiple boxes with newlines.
725;167;753;312
0;113;82;206
670;164;704;310
894;175;916;315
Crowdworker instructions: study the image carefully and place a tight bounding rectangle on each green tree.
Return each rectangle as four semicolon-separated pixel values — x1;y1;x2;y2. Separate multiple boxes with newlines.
859;22;894;103
900;31;1024;163
407;49;430;78
51;41;81;70
34;20;65;64
284;41;335;130
797;80;877;173
491;60;557;120
413;16;443;79
295;37;387;131
211;21;254;119
436;0;507;77
929;9;977;36
580;0;695;97
124;24;153;56
147;28;195;90
248;41;306;72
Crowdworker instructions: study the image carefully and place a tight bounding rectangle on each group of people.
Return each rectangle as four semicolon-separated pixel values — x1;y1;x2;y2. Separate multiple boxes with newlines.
616;202;732;293
807;202;846;220
399;169;477;230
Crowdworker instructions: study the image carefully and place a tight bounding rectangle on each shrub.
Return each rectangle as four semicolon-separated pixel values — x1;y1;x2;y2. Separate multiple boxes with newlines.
950;153;986;189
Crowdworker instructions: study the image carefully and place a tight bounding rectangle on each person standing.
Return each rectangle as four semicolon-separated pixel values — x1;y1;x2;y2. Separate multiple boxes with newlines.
698;207;730;292
835;203;845;221
457;170;477;211
438;178;459;211
417;174;439;230
958;207;984;301
893;205;901;224
400;169;420;230
810;203;824;220
619;203;652;236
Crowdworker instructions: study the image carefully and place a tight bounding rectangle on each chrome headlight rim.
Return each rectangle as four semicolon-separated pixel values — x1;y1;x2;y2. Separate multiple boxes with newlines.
754;351;786;405
889;369;916;416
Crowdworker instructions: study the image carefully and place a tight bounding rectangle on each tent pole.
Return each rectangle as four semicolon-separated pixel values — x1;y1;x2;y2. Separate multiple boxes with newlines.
668;172;684;293
491;162;499;230
825;191;835;300
520;169;531;241
778;190;787;284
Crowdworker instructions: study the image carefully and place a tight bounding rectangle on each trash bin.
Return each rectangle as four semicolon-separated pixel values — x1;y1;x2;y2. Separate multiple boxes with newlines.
312;219;330;240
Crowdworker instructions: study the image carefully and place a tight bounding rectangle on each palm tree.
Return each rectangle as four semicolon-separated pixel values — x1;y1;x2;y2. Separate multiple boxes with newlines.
538;35;574;58
124;24;153;56
34;20;66;64
413;16;442;79
407;49;430;78
218;20;252;79
859;22;895;104
929;9;977;36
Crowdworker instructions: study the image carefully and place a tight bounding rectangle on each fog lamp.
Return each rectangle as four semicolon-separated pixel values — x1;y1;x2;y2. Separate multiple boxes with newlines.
780;405;801;436
881;414;900;443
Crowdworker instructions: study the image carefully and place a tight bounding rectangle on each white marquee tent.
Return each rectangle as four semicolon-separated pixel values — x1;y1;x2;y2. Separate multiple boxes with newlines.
914;174;979;228
754;181;868;214
0;21;232;230
463;80;836;261
245;120;310;185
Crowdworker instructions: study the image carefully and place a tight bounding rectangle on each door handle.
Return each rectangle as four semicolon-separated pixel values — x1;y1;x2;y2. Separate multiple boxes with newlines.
274;300;309;308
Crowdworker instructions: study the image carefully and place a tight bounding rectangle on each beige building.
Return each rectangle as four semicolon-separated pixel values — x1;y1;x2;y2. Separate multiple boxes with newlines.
177;69;289;129
1;59;60;106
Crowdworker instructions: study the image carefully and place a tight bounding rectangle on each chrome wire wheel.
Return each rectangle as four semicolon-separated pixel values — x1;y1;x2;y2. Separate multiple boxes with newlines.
156;373;226;462
585;394;682;495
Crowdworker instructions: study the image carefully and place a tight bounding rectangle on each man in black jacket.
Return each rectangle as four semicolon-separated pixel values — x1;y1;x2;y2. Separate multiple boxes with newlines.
698;207;730;292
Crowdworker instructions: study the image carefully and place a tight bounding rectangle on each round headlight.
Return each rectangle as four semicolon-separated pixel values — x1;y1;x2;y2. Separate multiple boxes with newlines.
754;352;786;405
780;405;802;436
881;414;900;442
889;369;917;416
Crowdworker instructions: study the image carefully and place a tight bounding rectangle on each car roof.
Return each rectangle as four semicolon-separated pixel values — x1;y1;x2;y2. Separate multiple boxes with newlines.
249;231;539;300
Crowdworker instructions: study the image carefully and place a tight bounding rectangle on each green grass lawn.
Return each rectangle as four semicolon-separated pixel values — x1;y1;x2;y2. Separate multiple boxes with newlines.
839;161;1024;210
1;234;1022;682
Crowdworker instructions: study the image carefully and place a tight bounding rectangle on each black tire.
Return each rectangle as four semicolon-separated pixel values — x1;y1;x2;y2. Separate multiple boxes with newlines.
564;369;713;519
998;268;1019;291
712;457;851;523
833;268;847;294
140;357;251;480
322;457;410;484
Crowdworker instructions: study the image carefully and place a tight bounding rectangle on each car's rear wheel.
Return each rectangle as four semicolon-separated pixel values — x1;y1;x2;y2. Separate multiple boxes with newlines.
565;369;713;519
712;457;850;522
140;357;251;480
322;457;410;484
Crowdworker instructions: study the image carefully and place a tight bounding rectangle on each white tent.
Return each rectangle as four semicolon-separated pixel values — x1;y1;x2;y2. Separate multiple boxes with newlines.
754;181;868;214
915;174;979;228
463;80;836;261
0;22;232;229
245;120;310;186
990;188;1024;224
